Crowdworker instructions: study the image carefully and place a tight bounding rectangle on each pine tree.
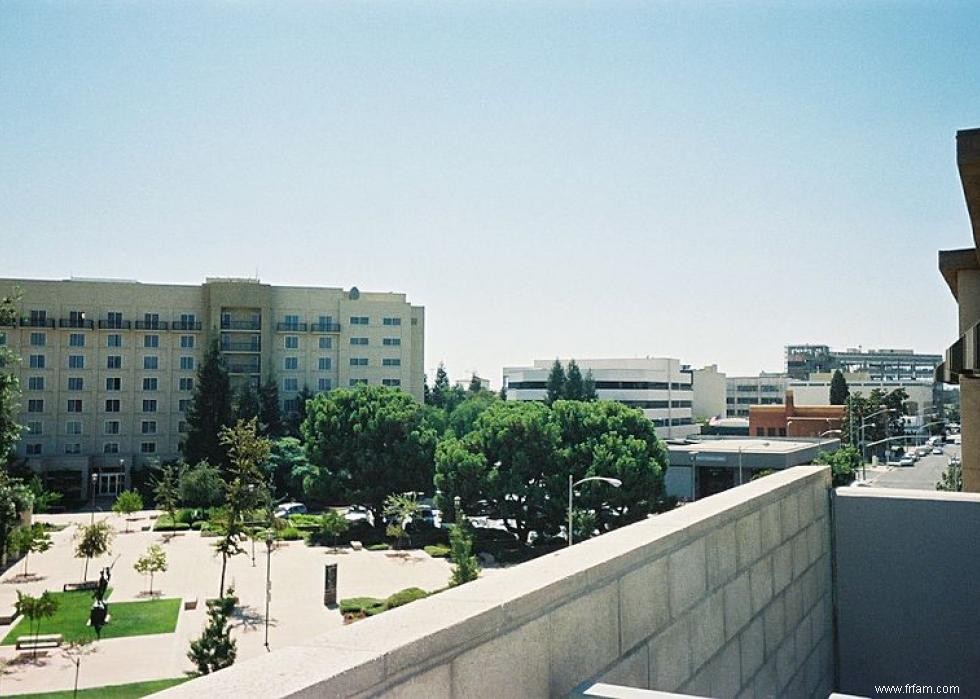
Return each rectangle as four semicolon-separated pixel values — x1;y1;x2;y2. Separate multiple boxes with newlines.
468;373;483;394
235;381;260;423
829;369;849;405
565;360;584;401
545;359;566;405
448;515;480;586
182;340;233;467
423;374;432;405
188;587;238;674
431;363;450;408
582;369;598;401
289;384;315;436
258;375;284;438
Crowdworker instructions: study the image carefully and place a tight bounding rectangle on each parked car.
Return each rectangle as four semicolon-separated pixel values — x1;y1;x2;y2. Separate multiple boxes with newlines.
899;455;916;467
274;502;307;518
932;447;944;455
345;505;373;525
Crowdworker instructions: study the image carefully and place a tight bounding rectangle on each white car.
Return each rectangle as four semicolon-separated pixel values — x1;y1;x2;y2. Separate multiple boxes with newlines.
899;455;916;467
932;447;944;455
274;502;307;518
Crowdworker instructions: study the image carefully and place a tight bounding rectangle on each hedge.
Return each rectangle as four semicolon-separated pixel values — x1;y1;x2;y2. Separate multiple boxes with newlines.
423;544;450;558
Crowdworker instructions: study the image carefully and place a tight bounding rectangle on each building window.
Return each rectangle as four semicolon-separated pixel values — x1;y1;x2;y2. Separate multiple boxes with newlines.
318;357;331;371
283;314;300;328
26;443;42;456
349;357;368;366
67;399;82;412
778;428;787;437
67;377;83;391
178;399;192;412
141;420;157;435
282;398;299;413
27;376;44;391
144;335;160;348
179;377;194;391
104;420;120;435
144;313;160;327
27;399;44;413
29;310;46;324
382;317;401;326
179;356;194;371
179;313;196;327
143;356;158;370
106;311;123;328
349;378;368;386
105;399;121;413
68;310;85;325
382;378;401;387
69;333;85;347
178;420;188;434
318;337;332;349
105;377;121;391
29;355;45;369
142;399;157;413
284;336;299;349
29;332;46;347
65;443;82;455
180;335;194;349
283;378;299;392
317;378;332;392
383;337;401;346
107;356;122;369
284;357;299;370
68;355;84;369
382;358;401;367
27;421;42;435
107;334;122;348
350;337;369;346
103;442;120;454
350;316;369;325
143;377;158;391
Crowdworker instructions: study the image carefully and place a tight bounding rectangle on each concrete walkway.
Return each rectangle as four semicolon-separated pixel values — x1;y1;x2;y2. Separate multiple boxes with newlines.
0;511;465;695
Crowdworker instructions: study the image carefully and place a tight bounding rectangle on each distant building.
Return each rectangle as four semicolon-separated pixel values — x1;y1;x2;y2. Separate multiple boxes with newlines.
502;357;699;439
749;390;844;438
789;377;936;418
454;375;490;392
701;416;749;436
691;364;726;421
785;343;941;381
725;373;788;417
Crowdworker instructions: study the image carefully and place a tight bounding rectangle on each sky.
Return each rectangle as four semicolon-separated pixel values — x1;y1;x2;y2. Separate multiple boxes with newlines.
2;1;980;388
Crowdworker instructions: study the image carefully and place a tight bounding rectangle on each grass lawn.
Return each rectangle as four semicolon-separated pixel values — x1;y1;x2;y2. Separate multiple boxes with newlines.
7;676;192;698
1;590;181;645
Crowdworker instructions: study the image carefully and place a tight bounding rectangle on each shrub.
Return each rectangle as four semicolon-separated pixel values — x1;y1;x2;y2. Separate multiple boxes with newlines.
278;526;303;541
175;508;200;525
423;544;450;558
384;587;428;609
339;597;385;615
366;543;390;551
153;522;191;532
191;521;208;531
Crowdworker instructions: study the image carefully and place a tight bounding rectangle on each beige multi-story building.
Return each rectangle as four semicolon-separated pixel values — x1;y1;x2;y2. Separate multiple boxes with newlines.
0;277;424;497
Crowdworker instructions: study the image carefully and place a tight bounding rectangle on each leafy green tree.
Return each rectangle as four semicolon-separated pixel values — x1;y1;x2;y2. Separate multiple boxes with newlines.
814;446;861;487
937;461;963;492
582;369;598;401
384;493;420;548
182;340;233;468
447;392;497;438
0;470;32;568
234;381;261;423
430;363;451;408
448;516;479;586
288;384;315;437
434;436;489;522
265;437;307;499
258;375;284;438
302;386;437;528
74;521;114;581
10;523;52;577
26;475;61;514
498;385;507;401
153;463;183;538
545;359;566;405
15;591;58;658
179;461;224;508
318;510;349;547
829;370;849;405
0;288;24;463
134;544;168;595
565;360;584;401
467;373;484;394
188;587;238;674
112;490;143;532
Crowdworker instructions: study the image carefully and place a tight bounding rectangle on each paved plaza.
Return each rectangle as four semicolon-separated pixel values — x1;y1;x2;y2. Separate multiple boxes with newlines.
0;510;464;695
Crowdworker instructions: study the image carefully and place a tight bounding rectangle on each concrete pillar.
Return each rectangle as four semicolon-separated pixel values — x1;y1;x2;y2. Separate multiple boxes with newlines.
958;269;980;492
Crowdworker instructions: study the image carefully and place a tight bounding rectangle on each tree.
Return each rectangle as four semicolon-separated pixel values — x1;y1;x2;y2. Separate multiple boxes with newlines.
545;359;566;405
0;470;32;568
318;510;349;547
61;640;95;699
188;587;238;674
258;375;284;439
565;360;584;401
182;340;233;467
498;385;507;401
431;363;451;409
216;419;271;597
288;384;315;437
383;493;420;548
265;437;308;500
582;369;598;401
0;288;24;463
153;463;183;538
234;381;260;423
447;392;498;438
302;386;437;528
467;373;484;394
74;521;114;581
134;544;168;595
937;461;963;492
112;490;143;532
829;370;849;405
10;523;52;577
179;461;225;508
814;446;861;487
15;590;58;659
448;516;480;586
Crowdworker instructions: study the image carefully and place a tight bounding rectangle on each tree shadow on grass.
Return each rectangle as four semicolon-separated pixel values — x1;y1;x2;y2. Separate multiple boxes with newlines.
3;574;46;584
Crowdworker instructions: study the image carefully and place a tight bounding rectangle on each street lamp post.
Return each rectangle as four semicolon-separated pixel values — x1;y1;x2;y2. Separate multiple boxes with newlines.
860;408;896;480
567;475;622;547
89;472;98;525
264;531;273;651
737;447;744;486
689;451;699;502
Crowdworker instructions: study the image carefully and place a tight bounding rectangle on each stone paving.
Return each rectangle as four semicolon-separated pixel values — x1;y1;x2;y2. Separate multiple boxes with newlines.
0;510;465;695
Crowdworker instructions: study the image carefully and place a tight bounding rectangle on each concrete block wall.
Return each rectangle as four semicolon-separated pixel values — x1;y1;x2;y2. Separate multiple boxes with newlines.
159;466;833;699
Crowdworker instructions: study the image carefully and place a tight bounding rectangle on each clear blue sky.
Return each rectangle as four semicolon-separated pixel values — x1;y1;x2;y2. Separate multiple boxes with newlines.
3;2;979;386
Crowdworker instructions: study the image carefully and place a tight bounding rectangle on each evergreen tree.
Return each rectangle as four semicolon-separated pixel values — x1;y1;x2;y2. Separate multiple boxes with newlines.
234;381;260;423
468;373;483;394
565;360;584;401
829;369;849;405
423;374;432;405
431;363;450;408
449;515;480;586
0;288;24;462
289;384;315;436
582;369;598;401
188;587;238;674
498;385;507;401
258;374;284;439
545;359;566;405
182;340;233;467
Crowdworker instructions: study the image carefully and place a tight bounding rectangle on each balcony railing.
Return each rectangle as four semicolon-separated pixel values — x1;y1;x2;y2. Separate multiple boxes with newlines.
135;320;168;330
172;320;202;331
310;322;341;332
221;341;261;352
276;322;308;332
220;320;261;331
20;317;55;328
227;364;261;374
98;320;132;329
59;318;95;329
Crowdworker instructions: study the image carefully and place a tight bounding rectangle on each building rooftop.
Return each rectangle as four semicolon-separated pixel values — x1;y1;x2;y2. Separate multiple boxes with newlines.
668;438;834;454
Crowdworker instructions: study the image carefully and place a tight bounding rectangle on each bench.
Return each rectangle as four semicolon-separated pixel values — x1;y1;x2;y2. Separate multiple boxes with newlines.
16;634;63;650
184;597;198;611
0;608;18;625
350;540;363;551
63;581;99;593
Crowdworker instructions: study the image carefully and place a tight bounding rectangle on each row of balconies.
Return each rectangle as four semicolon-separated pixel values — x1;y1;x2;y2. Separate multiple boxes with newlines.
7;318;203;331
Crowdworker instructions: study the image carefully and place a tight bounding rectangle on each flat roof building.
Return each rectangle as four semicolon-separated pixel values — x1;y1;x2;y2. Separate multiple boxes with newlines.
785;343;941;381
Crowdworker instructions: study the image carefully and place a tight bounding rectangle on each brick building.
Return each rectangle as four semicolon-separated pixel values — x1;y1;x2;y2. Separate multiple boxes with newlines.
749;390;844;438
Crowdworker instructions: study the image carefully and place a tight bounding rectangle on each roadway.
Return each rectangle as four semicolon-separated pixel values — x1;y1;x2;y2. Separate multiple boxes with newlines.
870;444;960;491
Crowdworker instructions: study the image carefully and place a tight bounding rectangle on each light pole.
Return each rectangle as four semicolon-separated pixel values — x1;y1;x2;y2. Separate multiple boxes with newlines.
860;408;896;480
737;447;744;486
689;451;699;502
567;475;622;547
89;472;98;525
264;530;273;651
